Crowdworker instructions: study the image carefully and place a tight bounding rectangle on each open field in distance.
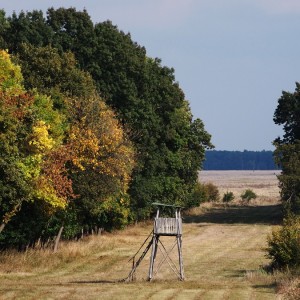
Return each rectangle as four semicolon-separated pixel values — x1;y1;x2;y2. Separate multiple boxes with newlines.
199;170;281;202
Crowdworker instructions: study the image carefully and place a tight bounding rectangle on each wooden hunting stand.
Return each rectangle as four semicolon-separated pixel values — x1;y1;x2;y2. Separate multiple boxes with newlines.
125;203;184;281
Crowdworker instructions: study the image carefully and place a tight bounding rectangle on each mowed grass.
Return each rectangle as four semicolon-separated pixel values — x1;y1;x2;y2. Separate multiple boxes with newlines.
0;171;283;299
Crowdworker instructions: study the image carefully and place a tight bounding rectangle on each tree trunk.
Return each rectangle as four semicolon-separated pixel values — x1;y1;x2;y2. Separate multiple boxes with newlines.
0;201;22;234
53;226;64;253
0;222;5;234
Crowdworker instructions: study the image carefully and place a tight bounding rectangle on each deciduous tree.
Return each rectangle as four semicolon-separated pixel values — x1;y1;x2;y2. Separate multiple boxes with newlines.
0;50;73;234
274;82;300;214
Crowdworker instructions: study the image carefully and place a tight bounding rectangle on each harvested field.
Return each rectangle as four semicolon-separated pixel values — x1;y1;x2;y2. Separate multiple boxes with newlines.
199;170;281;202
0;171;283;299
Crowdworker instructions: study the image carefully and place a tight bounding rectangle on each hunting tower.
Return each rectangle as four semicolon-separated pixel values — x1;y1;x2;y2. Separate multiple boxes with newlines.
148;203;184;281
125;203;184;281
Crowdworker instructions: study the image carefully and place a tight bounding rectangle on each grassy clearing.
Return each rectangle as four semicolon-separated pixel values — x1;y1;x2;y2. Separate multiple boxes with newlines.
0;171;287;299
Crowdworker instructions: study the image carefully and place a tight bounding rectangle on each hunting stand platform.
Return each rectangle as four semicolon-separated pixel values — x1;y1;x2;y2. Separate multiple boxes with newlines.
125;203;184;281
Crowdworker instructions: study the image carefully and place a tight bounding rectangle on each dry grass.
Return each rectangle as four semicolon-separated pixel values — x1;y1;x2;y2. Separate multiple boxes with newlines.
199;170;281;204
0;171;288;299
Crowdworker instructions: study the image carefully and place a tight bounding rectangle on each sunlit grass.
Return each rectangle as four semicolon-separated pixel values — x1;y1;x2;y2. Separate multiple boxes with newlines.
1;171;294;299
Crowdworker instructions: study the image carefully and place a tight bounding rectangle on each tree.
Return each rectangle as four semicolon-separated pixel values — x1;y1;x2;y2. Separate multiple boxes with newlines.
11;43;135;236
4;10;52;52
274;141;300;213
0;10;10;49
273;82;300;214
67;94;135;230
0;8;213;221
0;50;73;234
274;82;300;144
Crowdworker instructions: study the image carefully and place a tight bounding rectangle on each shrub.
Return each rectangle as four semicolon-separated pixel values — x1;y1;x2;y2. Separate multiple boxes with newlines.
187;182;208;207
187;182;220;207
204;182;220;202
266;215;300;269
241;189;257;202
223;191;235;203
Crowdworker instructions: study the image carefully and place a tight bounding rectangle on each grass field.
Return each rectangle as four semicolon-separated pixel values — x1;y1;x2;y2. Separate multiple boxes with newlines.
199;170;281;201
0;171;286;299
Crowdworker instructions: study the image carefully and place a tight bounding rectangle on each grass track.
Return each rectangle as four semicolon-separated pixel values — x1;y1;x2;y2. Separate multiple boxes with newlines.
0;170;283;299
0;202;281;300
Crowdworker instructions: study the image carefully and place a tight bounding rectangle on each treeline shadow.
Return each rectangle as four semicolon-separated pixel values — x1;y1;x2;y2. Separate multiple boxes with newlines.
184;204;282;225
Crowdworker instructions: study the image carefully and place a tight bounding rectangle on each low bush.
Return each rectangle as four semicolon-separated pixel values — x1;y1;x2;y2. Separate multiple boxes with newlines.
241;189;257;202
223;191;235;203
188;182;220;206
205;182;220;202
266;215;300;269
187;182;207;207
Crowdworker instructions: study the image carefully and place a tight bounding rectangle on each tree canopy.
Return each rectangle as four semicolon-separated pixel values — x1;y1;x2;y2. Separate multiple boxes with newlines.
0;7;212;247
273;82;300;214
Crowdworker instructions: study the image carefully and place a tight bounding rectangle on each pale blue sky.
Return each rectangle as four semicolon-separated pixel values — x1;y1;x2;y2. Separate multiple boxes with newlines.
2;0;300;150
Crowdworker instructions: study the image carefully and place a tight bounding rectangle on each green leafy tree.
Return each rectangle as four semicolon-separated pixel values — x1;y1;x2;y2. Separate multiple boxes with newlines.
1;8;213;221
4;10;52;52
274;83;300;214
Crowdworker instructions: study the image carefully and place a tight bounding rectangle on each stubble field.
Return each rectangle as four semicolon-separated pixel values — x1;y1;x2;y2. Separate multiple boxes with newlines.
0;171;284;299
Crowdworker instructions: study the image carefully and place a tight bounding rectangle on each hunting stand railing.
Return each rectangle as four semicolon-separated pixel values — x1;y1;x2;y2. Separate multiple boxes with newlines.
125;203;184;281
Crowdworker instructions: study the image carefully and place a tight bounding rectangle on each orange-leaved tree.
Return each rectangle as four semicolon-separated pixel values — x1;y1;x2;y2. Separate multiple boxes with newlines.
67;94;135;229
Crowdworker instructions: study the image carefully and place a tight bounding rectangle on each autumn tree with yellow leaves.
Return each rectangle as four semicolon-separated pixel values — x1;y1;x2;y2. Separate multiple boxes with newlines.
0;50;74;235
0;47;135;246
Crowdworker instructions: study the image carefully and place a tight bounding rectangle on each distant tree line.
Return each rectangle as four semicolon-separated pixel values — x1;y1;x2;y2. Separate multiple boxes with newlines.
203;150;279;170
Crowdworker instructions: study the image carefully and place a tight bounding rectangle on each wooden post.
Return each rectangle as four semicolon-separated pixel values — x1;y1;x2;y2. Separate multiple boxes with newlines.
177;235;184;280
148;234;160;281
53;226;64;253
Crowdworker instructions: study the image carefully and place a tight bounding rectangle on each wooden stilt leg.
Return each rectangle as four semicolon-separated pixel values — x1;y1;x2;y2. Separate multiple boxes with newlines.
177;235;184;280
148;234;159;281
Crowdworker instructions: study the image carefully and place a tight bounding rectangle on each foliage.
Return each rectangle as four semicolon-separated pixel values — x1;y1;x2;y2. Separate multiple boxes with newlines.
0;49;23;94
240;189;257;202
66;94;135;232
97;194;132;230
0;49;135;245
186;182;220;206
0;8;213;218
0;7;214;247
274;141;300;215
266;215;300;269
273;83;300;215
0;50;74;235
205;182;220;202
223;191;235;203
273;82;300;145
186;182;208;207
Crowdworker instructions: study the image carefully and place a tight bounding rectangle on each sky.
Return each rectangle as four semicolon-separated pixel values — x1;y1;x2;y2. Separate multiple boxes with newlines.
1;0;300;151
